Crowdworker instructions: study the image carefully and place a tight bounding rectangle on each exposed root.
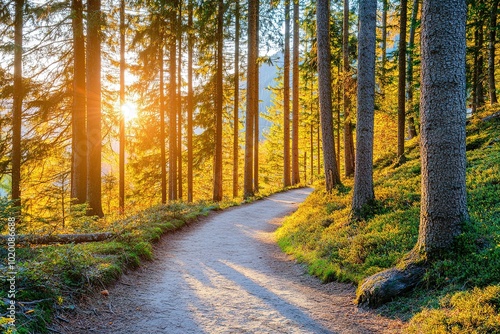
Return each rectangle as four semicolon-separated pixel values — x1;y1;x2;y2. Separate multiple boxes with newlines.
356;252;427;308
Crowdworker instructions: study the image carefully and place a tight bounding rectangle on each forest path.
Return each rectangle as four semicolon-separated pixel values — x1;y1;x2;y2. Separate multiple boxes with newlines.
57;188;403;333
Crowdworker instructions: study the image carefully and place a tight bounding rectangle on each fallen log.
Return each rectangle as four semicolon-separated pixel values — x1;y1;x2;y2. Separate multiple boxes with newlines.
0;232;115;245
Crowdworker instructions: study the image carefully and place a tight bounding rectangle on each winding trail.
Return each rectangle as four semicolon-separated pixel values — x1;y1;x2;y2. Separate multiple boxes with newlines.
58;188;403;333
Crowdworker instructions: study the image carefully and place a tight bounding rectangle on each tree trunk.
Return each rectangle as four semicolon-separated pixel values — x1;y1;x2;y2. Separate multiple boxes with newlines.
352;0;376;212
253;1;260;193
213;0;224;202
244;0;258;198
317;0;341;192
473;7;485;114
291;0;300;185
417;0;468;256
177;4;183;201
187;0;194;202
336;81;341;172
169;2;178;201
233;0;240;198
489;0;499;104
356;0;467;307
478;22;486;107
284;0;291;187
12;0;23;216
397;0;408;160
119;0;125;213
160;33;167;204
343;0;355;177
381;0;388;91
406;0;419;139
86;0;104;218
71;0;87;206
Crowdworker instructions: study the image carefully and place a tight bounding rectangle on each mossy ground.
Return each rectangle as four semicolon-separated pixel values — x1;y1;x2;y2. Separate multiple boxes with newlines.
276;108;500;331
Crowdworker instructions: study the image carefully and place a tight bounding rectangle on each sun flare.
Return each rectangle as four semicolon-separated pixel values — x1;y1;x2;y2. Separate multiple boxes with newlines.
121;102;138;121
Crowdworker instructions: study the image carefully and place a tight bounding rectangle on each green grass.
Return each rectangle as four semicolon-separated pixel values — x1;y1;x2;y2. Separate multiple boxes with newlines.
0;201;217;333
276;108;500;332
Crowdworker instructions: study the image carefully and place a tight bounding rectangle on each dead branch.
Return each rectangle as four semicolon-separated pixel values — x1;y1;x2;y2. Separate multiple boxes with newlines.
0;232;115;245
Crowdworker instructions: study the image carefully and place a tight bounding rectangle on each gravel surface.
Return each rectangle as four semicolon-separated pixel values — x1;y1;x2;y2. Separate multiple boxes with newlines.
55;188;403;333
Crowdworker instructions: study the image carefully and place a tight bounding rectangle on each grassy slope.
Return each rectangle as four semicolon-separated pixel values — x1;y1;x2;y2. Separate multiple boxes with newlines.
276;109;500;331
1;201;219;333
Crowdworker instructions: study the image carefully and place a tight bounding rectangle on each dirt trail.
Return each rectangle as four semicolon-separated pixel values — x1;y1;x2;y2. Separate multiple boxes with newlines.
56;188;403;333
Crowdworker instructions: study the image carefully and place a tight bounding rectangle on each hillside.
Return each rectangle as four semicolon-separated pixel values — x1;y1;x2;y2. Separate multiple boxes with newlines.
276;108;500;331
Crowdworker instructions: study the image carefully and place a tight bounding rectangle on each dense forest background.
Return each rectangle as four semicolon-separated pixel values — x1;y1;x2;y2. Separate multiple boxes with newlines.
1;0;325;230
0;0;460;230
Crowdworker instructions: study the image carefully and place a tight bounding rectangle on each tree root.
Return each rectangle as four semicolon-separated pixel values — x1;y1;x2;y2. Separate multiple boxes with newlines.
355;261;426;308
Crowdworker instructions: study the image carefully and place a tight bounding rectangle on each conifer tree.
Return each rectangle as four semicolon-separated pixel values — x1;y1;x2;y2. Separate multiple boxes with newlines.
12;0;24;214
71;0;87;206
317;0;341;191
86;0;104;217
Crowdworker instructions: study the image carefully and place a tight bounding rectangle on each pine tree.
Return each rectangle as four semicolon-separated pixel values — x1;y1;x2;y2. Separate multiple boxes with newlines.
343;0;355;178
352;0;376;212
291;0;300;185
317;0;341;192
397;0;408;160
86;0;104;217
213;0;224;201
283;0;291;187
233;0;240;198
244;0;258;198
71;0;87;206
12;0;24;215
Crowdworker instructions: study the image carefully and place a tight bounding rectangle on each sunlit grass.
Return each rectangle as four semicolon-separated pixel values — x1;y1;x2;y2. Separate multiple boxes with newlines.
276;108;500;331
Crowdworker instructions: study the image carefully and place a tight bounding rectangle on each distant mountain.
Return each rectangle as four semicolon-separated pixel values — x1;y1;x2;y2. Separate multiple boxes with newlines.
257;52;283;139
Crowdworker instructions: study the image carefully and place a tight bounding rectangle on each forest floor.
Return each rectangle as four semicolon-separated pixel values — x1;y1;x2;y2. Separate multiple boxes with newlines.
52;188;403;334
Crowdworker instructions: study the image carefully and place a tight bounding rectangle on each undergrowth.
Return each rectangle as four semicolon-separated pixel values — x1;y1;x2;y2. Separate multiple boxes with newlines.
0;201;217;333
276;107;500;332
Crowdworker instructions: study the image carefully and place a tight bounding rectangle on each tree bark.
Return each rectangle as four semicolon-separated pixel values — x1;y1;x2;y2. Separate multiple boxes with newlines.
86;0;104;218
233;0;240;198
473;5;485;113
343;0;355;177
397;0;408;160
119;0;125;213
169;2;178;201
356;0;468;307
291;0;300;185
160;30;167;204
317;0;341;192
489;0;499;104
12;0;23;215
253;1;260;193
406;0;419;139
187;0;194;202
244;0;258;198
177;3;183;200
417;0;468;255
352;0;376;212
71;0;87;206
381;0;388;92
284;0;291;187
213;0;224;202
